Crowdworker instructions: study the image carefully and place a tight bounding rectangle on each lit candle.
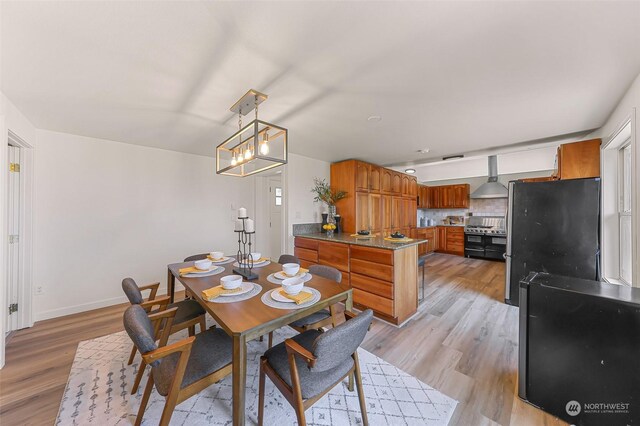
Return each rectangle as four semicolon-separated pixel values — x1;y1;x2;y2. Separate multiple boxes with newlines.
245;218;255;233
235;219;243;231
238;207;247;218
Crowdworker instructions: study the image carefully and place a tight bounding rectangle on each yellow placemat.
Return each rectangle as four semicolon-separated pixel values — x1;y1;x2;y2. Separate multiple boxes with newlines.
350;233;378;238
280;268;309;278
279;289;313;305
179;266;210;276
383;237;414;243
202;285;243;300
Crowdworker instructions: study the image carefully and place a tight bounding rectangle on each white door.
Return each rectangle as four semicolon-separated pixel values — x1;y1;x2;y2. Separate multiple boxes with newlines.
268;177;283;260
6;145;20;332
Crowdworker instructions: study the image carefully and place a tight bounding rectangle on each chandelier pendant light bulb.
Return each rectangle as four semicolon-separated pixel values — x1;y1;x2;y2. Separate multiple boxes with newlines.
260;130;270;155
244;146;252;160
231;153;237;166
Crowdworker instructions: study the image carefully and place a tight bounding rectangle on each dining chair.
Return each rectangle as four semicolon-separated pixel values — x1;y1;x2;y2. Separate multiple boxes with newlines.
277;254;300;265
258;309;373;426
289;265;342;332
183;253;209;262
122;277;207;393
123;304;233;426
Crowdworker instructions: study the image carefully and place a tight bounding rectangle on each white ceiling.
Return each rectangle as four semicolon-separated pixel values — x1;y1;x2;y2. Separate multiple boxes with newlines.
2;1;640;165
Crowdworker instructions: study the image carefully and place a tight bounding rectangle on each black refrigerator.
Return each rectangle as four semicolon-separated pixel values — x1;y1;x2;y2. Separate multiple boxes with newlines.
504;178;600;306
519;272;640;425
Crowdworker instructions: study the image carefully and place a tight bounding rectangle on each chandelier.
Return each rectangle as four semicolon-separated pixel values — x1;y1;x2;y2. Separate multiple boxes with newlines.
216;89;288;177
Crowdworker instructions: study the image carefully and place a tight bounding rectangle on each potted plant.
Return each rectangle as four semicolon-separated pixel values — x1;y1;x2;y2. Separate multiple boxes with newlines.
311;178;347;236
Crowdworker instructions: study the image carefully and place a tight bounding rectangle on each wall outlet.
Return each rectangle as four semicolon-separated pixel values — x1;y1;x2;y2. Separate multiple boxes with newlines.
35;286;44;295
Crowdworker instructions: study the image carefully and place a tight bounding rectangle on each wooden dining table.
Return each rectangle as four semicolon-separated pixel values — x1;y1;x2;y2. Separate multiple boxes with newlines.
166;259;353;426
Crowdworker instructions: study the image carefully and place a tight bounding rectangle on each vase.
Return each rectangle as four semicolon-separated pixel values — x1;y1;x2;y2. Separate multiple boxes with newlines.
326;205;336;237
321;213;328;233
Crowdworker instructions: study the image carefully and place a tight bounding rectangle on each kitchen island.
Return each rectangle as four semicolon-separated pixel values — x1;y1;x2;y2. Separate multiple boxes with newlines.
294;233;426;325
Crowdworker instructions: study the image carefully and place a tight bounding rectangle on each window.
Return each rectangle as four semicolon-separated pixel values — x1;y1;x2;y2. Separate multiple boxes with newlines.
619;143;632;284
275;187;282;206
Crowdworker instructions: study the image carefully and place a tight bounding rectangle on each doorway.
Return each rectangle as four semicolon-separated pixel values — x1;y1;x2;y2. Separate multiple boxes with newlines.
267;176;283;260
6;144;20;333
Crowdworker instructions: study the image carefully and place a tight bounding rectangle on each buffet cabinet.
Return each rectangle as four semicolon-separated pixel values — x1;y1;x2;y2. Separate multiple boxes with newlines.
331;160;417;235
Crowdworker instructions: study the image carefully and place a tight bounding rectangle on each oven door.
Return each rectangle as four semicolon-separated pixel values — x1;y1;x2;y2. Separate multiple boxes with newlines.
485;236;506;261
465;233;485;258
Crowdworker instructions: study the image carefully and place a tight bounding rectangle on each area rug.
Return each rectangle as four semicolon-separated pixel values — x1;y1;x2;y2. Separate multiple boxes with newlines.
56;326;457;425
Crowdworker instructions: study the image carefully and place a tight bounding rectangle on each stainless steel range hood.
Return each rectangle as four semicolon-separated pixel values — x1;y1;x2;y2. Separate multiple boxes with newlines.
470;156;508;199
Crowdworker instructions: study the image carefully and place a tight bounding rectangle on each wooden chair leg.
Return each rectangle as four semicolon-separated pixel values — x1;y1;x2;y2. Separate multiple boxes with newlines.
348;372;354;392
131;361;147;394
259;335;264;342
159;392;179;426
199;316;206;333
258;358;266;426
268;332;273;349
128;345;137;365
135;372;154;426
188;325;195;337
353;352;368;426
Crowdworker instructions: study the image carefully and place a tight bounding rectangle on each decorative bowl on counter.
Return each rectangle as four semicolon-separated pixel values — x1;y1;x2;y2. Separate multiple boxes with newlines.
357;230;370;235
390;232;405;239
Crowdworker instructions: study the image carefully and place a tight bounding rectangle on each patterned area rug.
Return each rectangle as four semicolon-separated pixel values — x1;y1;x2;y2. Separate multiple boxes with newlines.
56;325;457;425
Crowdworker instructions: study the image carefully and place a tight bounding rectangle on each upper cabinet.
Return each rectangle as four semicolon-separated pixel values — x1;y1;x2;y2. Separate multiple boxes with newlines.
556;139;601;180
331;160;417;234
418;185;430;208
426;184;469;209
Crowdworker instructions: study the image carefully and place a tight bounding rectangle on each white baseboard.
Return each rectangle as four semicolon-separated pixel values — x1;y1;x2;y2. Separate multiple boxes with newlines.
34;283;185;322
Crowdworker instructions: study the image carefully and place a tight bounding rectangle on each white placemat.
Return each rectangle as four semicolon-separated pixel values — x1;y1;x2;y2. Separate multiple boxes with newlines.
232;260;271;268
260;287;321;309
207;283;263;303
182;265;225;278
266;272;312;285
208;257;234;265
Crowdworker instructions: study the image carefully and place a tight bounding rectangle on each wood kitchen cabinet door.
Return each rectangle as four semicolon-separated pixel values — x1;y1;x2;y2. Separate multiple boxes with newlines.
355;192;370;231
424;228;436;253
446;227;464;255
408;177;418;198
391;196;403;231
402;198;416;228
381;168;393;194
391;172;402;195
355;162;370;192
381;195;392;233
369;193;382;232
369;165;381;193
401;175;411;197
453;184;470;208
436;226;447;251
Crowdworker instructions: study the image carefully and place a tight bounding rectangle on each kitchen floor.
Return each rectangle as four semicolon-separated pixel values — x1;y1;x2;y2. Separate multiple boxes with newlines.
0;254;565;425
361;253;566;426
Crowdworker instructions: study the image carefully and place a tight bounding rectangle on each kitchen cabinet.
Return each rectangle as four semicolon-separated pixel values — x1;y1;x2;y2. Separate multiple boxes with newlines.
435;226;464;256
418;185;430;208
332;160;417;234
381;168;393;194
413;227;437;256
556;139;601;180
428;184;469;209
295;235;419;325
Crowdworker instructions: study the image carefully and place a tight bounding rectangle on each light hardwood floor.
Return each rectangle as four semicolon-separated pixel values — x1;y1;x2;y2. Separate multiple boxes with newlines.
0;254;565;425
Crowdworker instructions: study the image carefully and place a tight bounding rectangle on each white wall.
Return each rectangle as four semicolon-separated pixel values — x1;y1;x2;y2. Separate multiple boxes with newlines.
33;130;256;320
284;153;330;253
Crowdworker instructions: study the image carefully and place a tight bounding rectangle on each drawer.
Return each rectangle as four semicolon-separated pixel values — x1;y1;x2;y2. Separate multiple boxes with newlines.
294;247;318;263
295;237;319;250
350;245;394;265
353;288;394;316
351;272;393;299
318;241;350;272
350;258;394;282
299;259;317;269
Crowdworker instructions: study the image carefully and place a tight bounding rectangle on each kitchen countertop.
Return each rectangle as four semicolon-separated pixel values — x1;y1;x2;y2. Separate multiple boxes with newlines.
296;233;427;250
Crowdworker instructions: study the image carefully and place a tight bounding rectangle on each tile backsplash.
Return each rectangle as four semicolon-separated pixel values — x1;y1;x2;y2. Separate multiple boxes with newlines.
418;198;508;225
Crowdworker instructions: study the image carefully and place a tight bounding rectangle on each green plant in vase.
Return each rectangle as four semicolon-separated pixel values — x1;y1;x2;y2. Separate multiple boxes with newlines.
311;178;347;236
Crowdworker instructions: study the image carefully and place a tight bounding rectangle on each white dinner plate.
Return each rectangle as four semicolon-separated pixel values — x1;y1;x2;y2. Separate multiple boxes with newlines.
233;260;270;268
270;288;310;303
219;282;253;297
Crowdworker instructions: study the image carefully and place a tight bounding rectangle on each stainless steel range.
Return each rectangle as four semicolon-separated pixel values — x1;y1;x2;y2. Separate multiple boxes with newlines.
464;216;507;260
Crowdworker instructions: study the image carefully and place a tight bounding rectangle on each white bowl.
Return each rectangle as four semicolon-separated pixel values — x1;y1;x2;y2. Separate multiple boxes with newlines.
282;263;300;277
194;259;213;270
250;252;262;261
210;251;224;260
281;277;304;295
220;275;243;290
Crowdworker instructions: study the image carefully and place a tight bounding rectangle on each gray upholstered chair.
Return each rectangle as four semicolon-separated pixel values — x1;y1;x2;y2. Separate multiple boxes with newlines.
123;305;233;426
122;277;207;393
258;309;373;426
288;265;342;332
183;253;209;262
277;254;300;265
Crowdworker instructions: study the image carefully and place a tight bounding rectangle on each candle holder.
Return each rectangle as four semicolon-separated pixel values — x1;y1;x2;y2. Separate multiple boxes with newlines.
233;217;259;280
